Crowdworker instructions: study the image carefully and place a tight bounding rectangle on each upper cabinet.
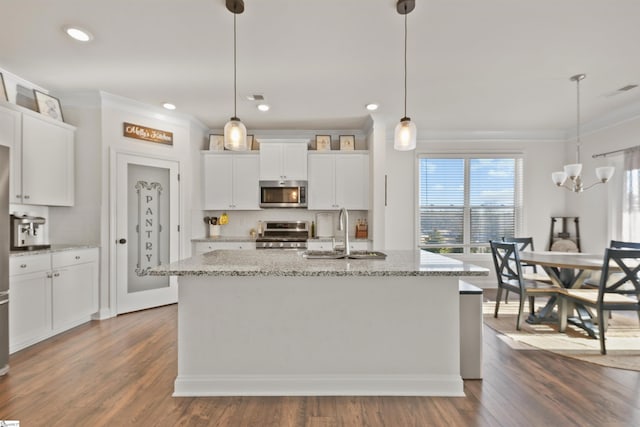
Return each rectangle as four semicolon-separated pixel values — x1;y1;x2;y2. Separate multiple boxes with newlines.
308;152;369;210
259;140;308;181
0;105;22;201
0;102;75;206
202;152;260;210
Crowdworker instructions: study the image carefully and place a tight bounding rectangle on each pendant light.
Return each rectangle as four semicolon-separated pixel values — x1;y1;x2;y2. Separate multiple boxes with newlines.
394;0;417;151
223;0;248;151
551;74;615;192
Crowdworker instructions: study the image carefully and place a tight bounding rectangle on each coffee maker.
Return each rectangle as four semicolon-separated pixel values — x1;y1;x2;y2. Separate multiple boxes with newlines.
9;214;51;251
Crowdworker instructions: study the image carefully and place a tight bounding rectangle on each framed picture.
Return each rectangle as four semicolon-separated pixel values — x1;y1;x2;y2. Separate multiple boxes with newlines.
0;73;7;102
315;135;332;151
247;134;256;150
339;135;355;151
33;89;64;122
251;136;260;151
209;134;224;151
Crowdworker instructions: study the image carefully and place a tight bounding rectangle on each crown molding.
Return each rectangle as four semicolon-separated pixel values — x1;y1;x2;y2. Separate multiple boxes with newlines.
411;129;566;143
568;99;640;138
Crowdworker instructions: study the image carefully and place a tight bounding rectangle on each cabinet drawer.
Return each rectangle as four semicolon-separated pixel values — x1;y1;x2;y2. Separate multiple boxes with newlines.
10;254;51;276
307;241;334;251
52;248;99;268
194;241;255;254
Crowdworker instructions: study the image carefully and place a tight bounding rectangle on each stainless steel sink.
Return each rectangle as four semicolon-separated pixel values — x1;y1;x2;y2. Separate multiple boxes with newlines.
303;250;387;260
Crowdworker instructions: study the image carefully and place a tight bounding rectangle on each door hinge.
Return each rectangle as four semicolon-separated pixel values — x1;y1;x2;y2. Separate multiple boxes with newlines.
177;173;180;181
177;225;180;232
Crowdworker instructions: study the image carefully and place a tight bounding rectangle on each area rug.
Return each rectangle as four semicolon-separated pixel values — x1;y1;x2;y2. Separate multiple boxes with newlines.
483;299;640;371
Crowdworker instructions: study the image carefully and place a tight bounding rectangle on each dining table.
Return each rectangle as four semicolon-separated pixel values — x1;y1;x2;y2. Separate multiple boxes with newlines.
518;250;607;338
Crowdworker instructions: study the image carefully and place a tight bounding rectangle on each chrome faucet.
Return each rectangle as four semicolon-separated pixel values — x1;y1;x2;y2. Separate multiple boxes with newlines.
338;207;350;256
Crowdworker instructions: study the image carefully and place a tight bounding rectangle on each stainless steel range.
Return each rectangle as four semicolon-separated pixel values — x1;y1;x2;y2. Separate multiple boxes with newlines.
256;221;309;249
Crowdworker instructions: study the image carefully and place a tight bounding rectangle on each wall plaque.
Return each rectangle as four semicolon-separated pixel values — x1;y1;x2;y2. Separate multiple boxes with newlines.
123;122;173;145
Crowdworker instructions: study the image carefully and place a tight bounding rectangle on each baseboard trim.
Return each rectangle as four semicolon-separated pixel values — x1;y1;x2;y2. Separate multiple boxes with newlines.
173;374;464;397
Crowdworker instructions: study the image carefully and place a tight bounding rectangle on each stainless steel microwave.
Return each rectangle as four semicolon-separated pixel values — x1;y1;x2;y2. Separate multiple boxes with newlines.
259;180;307;208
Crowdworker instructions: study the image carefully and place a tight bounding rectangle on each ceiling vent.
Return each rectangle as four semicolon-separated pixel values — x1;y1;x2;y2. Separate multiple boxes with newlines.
603;84;638;97
617;84;638;92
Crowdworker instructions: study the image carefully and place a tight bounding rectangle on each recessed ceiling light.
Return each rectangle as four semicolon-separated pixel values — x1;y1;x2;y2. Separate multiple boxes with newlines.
257;103;270;112
163;103;176;110
365;103;379;111
63;26;93;42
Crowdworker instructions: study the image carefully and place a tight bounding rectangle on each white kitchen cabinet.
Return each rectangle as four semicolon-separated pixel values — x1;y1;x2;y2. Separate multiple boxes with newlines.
22;114;75;206
308;152;369;210
51;248;99;332
0;104;23;201
193;241;255;255
259;141;308;180
202;152;260;210
8;248;99;353
306;240;334;251
0;102;75;206
8;254;52;353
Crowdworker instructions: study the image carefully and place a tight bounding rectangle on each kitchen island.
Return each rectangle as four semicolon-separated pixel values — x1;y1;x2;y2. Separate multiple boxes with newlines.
150;249;488;397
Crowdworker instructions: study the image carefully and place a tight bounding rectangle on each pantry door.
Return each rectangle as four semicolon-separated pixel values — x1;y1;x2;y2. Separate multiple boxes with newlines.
114;152;179;314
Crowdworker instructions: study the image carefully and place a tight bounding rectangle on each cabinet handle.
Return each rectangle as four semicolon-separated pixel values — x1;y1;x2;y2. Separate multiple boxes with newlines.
24;195;30;199
16;194;22;199
20;264;27;268
118;238;127;244
75;256;81;260
53;272;60;277
46;272;53;278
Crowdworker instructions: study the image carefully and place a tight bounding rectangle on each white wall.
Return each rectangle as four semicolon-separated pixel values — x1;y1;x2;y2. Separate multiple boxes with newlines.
381;136;568;284
50;90;207;318
384;137;566;250
560;115;640;252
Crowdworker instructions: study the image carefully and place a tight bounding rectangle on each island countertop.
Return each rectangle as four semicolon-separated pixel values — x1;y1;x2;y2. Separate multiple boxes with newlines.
149;249;489;277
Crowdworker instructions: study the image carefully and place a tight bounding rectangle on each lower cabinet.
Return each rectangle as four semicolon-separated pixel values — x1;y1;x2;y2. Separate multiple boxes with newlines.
193;241;255;255
306;239;371;251
9;248;99;353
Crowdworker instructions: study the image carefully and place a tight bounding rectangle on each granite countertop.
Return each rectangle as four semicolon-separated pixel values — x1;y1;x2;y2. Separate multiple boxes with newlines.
10;244;99;257
149;249;489;278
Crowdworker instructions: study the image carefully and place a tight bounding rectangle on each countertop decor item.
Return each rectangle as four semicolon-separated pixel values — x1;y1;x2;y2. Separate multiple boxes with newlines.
315;135;331;151
209;134;224;150
0;72;7;102
33;89;64;122
339;135;355;150
393;0;417;151
551;74;615;192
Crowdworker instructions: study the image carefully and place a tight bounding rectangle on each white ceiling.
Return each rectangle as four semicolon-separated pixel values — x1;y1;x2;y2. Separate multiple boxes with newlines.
2;0;640;135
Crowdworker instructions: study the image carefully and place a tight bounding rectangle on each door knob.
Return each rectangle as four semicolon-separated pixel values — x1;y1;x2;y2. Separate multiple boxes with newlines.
118;238;127;244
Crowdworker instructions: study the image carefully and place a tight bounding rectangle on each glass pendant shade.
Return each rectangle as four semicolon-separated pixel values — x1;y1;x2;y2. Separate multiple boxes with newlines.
551;171;568;186
223;117;248;151
563;163;582;179
394;117;416;151
595;166;615;182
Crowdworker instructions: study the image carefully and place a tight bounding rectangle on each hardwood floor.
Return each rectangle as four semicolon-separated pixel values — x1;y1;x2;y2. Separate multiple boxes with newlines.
1;303;639;427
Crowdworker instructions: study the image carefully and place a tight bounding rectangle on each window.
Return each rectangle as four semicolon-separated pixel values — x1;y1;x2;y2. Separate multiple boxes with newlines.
418;155;523;254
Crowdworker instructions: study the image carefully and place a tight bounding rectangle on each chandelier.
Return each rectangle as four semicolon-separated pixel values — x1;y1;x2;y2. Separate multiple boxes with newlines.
551;74;614;192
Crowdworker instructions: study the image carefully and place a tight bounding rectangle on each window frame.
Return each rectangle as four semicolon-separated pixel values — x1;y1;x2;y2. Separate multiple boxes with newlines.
415;152;524;254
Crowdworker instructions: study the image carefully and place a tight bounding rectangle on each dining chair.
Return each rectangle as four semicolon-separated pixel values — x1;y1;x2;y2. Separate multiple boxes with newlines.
583;241;640;288
490;241;563;330
560;248;640;355
610;240;640;249
501;237;551;302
